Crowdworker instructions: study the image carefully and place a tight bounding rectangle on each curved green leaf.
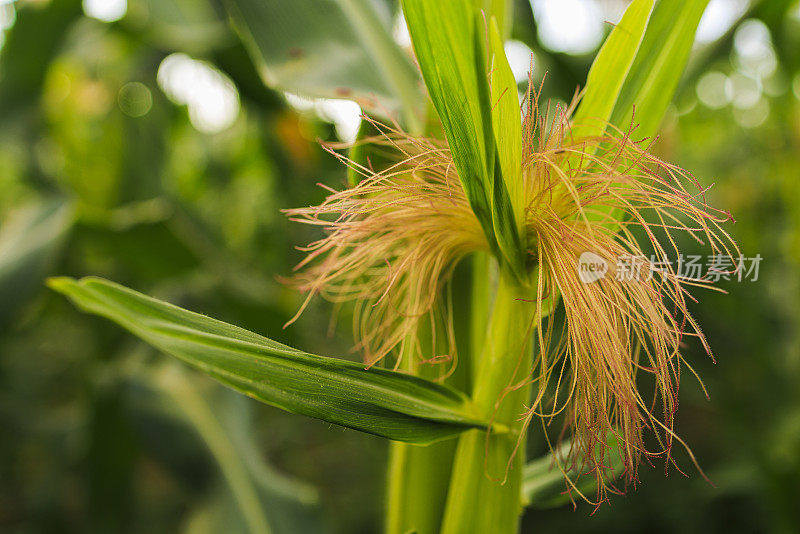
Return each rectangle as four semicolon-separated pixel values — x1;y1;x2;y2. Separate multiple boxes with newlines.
489;18;522;222
401;0;493;234
571;0;655;139
487;18;526;280
574;0;709;141
49;277;491;444
608;0;710;139
570;0;709;233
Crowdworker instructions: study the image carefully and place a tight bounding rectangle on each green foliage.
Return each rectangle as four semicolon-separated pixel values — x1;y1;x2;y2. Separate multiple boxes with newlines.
1;0;798;531
220;0;423;130
49;277;493;444
143;364;325;534
401;0;494;236
0;0;82;122
489;19;523;227
401;0;525;279
574;0;711;140
571;0;709;231
609;0;711;139
129;0;230;53
0;199;72;326
571;0;654;139
522;434;625;509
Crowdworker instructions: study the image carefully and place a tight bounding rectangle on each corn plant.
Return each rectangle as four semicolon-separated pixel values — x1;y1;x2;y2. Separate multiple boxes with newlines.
51;0;740;532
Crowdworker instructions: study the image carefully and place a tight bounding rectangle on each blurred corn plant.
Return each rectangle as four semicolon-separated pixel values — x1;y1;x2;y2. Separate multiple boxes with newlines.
43;0;748;532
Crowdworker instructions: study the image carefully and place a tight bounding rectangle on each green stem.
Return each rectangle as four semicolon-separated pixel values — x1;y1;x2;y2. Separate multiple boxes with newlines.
386;439;457;534
386;307;464;534
441;272;536;534
469;251;492;388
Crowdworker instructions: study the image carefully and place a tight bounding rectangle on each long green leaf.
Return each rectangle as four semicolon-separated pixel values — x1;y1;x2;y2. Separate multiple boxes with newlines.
219;0;423;130
489;19;522;219
486;18;526;280
49;277;491;444
609;0;710;139
570;0;708;232
574;0;709;141
571;0;655;139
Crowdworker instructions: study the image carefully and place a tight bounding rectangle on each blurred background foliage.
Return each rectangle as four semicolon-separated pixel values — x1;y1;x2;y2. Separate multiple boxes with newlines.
0;0;798;532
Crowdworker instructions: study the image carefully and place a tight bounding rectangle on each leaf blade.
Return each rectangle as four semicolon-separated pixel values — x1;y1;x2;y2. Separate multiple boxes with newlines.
571;0;655;139
608;0;710;139
489;18;523;226
485;18;527;280
49;277;490;444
